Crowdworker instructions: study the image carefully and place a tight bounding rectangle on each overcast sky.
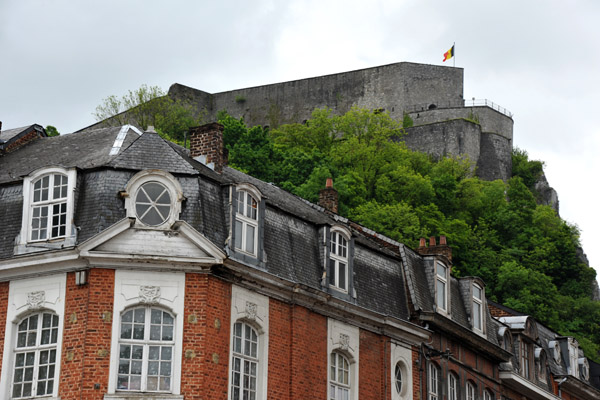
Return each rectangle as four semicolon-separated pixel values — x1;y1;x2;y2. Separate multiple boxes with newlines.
2;0;599;280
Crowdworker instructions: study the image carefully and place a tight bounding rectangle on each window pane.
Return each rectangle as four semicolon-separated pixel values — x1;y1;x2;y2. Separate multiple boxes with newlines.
245;225;255;253
235;220;243;250
338;262;346;290
329;259;336;285
436;280;446;310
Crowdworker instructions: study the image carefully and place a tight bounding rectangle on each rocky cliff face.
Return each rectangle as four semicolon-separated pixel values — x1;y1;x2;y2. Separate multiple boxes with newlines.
535;172;559;212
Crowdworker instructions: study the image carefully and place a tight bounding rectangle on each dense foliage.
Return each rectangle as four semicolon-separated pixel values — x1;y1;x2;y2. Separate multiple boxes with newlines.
219;107;600;361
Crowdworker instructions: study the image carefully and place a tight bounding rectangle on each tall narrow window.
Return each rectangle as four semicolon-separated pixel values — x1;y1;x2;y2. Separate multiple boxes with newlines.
394;362;403;395
231;322;258;400
520;340;531;379
12;313;59;398
466;381;476;400
30;174;68;241
428;363;439;400
234;190;259;256
435;262;448;312
117;307;174;392
473;283;483;332
329;231;349;292
483;389;494;400
448;372;458;400
330;352;350;400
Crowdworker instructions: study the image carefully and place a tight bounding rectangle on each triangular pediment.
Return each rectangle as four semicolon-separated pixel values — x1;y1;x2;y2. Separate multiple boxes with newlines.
79;218;226;266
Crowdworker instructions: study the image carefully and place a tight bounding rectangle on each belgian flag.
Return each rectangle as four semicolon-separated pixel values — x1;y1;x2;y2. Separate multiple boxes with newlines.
443;45;454;62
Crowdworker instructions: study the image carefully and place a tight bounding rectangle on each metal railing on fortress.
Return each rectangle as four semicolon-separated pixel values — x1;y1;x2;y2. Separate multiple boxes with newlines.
404;99;513;118
464;99;513;118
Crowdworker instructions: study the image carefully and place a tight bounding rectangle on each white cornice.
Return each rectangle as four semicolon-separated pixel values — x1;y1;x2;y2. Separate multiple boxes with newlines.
499;371;561;400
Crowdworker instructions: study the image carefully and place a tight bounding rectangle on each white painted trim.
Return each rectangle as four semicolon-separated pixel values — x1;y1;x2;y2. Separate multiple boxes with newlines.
109;125;142;156
0;274;67;398
391;342;412;400
107;270;185;396
124;170;184;230
16;167;77;254
328;319;359;400
499;370;561;400
228;286;269;400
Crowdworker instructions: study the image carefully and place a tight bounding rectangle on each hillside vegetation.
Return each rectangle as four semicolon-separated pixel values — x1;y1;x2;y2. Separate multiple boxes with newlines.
218;107;600;360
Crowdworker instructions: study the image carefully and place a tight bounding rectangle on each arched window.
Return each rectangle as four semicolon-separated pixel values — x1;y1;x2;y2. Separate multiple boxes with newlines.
230;322;259;400
466;381;476;400
448;372;459;400
234;190;259;256
330;352;350;400
117;306;175;392
11;312;59;398
483;389;494;400
30;173;68;241
135;181;172;226
427;363;440;400
329;230;349;292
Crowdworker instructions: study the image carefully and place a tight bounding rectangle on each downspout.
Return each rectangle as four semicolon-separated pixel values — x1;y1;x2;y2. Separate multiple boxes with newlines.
557;377;567;398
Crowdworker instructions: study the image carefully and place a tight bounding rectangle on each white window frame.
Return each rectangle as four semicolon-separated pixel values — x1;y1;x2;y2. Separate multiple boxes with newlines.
568;339;579;376
124;170;184;230
11;312;60;399
466;381;476;400
234;188;259;256
428;363;439;400
106;270;185;399
329;229;349;292
520;339;531;379
472;282;484;333
17;167;77;253
483;389;494;400
0;274;66;399
448;372;458;400
230;321;259;400
390;343;412;400
228;286;269;400
328;319;359;400
116;306;175;393
435;261;448;313
330;351;351;400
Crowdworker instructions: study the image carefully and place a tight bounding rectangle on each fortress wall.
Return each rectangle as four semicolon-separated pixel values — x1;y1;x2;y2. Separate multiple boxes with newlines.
409;106;513;141
401;119;481;169
476;132;512;181
172;63;464;127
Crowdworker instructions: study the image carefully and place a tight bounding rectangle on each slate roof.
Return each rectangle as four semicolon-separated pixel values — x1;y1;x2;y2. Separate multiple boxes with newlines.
0;126;140;184
0;125;37;142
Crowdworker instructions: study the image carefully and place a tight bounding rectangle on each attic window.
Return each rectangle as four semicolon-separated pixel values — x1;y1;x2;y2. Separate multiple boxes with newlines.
124;170;183;229
135;182;172;226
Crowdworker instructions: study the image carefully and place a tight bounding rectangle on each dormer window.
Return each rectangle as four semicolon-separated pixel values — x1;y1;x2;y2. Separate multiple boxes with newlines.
472;283;483;333
124;170;183;229
329;230;349;292
579;357;589;381
17;167;77;254
548;340;561;363
435;262;448;313
520;338;532;379
234;190;258;255
568;339;579;376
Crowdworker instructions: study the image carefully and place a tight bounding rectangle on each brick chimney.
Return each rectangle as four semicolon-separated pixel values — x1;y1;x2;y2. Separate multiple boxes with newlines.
416;235;452;261
319;178;338;213
188;122;227;173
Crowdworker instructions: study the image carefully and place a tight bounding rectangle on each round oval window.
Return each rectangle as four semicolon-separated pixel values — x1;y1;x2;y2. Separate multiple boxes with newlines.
395;362;402;394
135;182;172;226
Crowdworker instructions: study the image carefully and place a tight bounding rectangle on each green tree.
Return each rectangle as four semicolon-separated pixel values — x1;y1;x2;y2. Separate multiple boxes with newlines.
93;84;203;144
45;125;60;137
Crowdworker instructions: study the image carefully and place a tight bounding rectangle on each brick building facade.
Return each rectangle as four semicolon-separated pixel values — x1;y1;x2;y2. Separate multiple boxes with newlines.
0;122;597;399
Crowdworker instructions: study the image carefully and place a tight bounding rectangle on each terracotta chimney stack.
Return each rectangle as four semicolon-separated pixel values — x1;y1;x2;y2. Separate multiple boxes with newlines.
416;235;452;261
188;123;227;173
319;178;338;213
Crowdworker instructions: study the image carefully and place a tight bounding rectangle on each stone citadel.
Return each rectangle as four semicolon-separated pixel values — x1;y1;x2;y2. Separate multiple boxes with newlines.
168;62;514;181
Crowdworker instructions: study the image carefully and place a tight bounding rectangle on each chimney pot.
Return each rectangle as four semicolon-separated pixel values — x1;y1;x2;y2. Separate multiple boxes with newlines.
326;177;333;188
419;238;426;248
318;178;339;213
429;236;436;246
439;235;447;245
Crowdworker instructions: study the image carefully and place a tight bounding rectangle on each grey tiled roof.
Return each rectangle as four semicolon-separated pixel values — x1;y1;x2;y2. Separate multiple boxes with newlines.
108;131;198;175
0;125;33;142
0;126;139;184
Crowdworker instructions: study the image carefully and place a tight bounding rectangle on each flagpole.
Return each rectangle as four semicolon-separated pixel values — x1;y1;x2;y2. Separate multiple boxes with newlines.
453;42;456;67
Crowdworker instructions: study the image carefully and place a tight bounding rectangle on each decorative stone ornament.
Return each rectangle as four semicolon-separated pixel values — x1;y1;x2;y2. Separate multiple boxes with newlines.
27;291;45;310
245;301;258;320
339;333;350;351
139;285;161;304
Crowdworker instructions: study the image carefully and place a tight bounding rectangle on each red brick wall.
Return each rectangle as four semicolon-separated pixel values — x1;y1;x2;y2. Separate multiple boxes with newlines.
359;329;386;400
77;268;115;399
412;347;422;400
289;304;327;399
181;273;231;399
59;272;90;399
268;298;292;400
0;281;9;379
